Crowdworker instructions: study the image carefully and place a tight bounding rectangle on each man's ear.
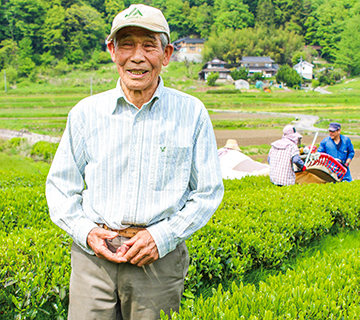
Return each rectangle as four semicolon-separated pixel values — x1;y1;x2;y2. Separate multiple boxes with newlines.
107;41;116;63
162;44;174;67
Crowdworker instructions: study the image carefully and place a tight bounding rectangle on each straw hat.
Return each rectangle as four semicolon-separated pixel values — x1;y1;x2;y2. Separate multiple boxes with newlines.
224;139;241;151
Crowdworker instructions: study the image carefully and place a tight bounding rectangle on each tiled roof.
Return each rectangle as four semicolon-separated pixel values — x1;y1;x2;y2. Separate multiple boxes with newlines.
293;61;314;68
205;58;227;65
172;37;205;45
240;56;275;63
200;67;231;73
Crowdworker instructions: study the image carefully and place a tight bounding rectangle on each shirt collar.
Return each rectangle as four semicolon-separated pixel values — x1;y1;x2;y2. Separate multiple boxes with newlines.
110;77;164;114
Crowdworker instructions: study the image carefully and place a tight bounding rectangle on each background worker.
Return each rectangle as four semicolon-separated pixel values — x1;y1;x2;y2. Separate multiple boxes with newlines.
318;122;354;182
268;124;306;186
46;4;224;320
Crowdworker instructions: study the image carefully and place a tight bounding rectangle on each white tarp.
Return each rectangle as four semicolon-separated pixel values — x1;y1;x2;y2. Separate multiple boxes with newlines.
234;79;250;90
218;147;269;179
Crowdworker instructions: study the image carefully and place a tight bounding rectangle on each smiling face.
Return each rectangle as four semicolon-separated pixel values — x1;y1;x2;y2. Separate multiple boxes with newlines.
329;129;341;141
108;27;173;104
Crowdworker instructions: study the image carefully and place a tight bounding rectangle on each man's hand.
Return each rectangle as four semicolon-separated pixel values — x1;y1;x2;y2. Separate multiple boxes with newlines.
87;227;129;263
123;230;159;267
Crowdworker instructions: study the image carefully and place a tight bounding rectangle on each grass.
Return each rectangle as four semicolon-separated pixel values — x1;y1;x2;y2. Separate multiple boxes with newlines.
0;152;50;176
0;62;360;136
211;118;293;130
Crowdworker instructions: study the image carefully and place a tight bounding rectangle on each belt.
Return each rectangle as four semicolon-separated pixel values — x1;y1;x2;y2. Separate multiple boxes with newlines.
96;223;145;238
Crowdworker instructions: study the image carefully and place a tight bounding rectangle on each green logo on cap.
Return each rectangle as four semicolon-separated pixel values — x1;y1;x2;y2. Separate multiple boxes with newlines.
125;8;143;18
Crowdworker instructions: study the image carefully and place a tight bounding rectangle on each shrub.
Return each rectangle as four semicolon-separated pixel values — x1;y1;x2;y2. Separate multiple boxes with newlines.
249;72;264;83
98;51;112;64
207;72;219;86
3;66;18;84
230;67;248;81
316;68;344;86
311;79;320;90
0;138;29;155
276;64;301;88
30;141;59;162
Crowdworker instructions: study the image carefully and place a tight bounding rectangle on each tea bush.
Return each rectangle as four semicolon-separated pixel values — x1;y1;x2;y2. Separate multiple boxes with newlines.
165;248;360;319
1;169;360;319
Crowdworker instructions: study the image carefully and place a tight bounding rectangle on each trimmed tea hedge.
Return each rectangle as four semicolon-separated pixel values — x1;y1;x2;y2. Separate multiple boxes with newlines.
163;248;360;319
1;169;360;319
185;176;360;294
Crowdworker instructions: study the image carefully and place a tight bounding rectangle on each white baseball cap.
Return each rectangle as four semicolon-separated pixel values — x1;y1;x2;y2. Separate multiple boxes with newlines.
108;4;170;43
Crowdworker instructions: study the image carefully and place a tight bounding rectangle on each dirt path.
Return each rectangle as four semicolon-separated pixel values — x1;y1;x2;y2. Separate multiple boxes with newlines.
2;111;360;180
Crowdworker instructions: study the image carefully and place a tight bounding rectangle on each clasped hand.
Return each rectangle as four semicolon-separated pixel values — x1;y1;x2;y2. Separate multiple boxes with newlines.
87;227;159;267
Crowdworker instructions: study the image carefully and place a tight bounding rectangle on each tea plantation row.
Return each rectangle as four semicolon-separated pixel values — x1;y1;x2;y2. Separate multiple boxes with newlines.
1;168;360;319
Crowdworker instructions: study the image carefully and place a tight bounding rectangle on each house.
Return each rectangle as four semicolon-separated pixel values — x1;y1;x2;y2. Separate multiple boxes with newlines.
198;58;231;81
293;59;314;80
171;37;205;63
238;56;278;78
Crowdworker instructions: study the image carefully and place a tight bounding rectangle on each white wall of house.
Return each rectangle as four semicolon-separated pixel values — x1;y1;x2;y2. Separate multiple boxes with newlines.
293;61;314;80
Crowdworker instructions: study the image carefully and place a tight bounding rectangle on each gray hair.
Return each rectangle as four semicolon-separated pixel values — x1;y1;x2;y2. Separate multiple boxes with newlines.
159;33;169;50
113;31;169;51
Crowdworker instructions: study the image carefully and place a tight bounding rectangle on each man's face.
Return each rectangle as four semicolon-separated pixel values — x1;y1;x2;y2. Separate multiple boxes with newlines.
108;27;173;97
329;129;341;140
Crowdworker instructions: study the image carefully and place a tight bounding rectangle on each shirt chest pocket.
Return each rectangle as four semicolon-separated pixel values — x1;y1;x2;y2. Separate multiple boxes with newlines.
150;145;192;191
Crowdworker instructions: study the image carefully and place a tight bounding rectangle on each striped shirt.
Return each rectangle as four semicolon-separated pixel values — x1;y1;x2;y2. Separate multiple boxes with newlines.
46;77;224;258
268;140;299;186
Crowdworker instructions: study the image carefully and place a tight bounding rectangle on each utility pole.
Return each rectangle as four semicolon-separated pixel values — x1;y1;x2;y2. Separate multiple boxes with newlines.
4;70;7;93
299;56;303;88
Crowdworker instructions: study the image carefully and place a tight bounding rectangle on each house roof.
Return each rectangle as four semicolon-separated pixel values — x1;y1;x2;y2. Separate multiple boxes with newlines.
248;66;277;72
200;67;231;73
239;56;275;63
172;37;205;45
294;61;314;68
205;58;227;65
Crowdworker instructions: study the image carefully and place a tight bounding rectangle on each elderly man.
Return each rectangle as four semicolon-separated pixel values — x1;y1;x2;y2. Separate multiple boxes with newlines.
268;124;306;186
46;4;224;320
318;122;354;182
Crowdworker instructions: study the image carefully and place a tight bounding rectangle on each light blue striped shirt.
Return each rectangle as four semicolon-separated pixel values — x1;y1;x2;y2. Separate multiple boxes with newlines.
46;77;224;258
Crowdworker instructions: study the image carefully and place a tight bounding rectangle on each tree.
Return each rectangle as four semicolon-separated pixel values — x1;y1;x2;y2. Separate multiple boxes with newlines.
304;0;355;62
203;26;303;65
189;4;214;38
104;0;125;31
17;37;36;77
161;0;194;41
64;4;106;63
0;39;18;69
255;0;275;29
230;67;248;80
291;47;317;66
40;4;66;58
2;0;48;57
276;64;301;88
335;15;360;77
213;0;254;34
